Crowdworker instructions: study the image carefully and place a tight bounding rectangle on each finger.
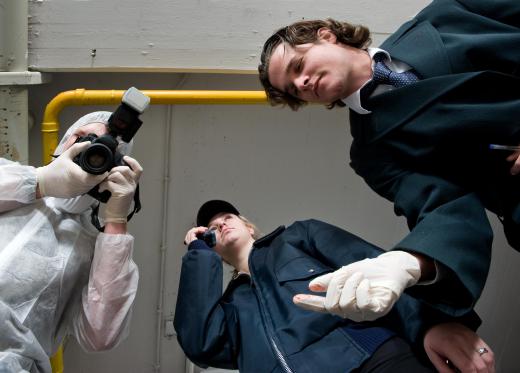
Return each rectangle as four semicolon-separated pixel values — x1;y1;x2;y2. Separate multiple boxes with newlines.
309;272;334;292
64;141;91;158
506;151;520;162
184;227;208;245
109;166;136;183
293;294;327;313
123;156;143;175
510;156;520;175
98;180;120;194
106;171;128;184
472;344;495;373
357;285;393;319
354;278;372;310
324;269;353;313
74;166;108;185
424;343;455;373
481;344;495;373
337;272;364;320
445;345;473;373
425;350;455;373
98;180;109;193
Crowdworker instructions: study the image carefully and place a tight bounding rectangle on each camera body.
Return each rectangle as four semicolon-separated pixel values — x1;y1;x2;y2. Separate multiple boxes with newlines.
73;87;150;202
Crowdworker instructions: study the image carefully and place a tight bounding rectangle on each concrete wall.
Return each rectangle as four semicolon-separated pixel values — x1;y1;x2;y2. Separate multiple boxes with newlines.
28;0;429;72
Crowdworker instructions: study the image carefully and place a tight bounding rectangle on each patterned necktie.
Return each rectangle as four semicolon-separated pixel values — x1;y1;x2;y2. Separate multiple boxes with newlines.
360;53;420;104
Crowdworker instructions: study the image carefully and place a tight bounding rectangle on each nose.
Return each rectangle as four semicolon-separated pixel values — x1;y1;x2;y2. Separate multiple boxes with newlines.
217;221;226;232
294;74;311;91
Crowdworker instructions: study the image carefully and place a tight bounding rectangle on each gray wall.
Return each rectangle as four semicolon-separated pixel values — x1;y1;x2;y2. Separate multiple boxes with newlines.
28;72;520;373
28;0;429;72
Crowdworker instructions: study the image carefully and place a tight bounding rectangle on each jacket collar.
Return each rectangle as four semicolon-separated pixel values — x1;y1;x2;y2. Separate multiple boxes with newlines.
254;225;285;247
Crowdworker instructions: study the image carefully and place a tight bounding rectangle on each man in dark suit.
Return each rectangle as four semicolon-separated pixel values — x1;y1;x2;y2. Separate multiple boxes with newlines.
258;0;520;322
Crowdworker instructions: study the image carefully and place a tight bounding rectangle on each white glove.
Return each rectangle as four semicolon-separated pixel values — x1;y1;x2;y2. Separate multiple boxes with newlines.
99;156;143;223
293;251;421;321
36;142;108;198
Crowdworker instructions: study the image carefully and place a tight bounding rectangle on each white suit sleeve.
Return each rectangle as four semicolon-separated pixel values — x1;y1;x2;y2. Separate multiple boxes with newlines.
0;159;37;212
73;232;139;351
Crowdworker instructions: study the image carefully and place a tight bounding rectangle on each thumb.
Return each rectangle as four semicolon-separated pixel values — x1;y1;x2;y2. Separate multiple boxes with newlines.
62;141;90;159
293;294;327;313
309;272;334;292
424;348;452;373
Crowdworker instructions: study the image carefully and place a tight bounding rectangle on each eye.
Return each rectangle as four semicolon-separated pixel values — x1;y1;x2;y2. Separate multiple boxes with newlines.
294;57;303;72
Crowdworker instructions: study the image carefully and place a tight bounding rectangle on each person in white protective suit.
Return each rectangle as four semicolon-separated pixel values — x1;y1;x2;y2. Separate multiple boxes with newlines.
0;111;143;373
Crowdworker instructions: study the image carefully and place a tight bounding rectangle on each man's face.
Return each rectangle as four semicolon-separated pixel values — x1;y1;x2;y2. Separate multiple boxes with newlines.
207;212;253;255
267;30;354;104
61;122;108;152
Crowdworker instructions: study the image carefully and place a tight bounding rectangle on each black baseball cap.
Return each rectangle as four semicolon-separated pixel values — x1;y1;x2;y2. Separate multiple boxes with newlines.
196;200;240;227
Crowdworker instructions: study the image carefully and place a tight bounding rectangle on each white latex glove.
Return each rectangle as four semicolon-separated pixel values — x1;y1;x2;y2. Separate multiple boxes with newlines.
36;142;108;198
99;156;142;223
293;251;421;321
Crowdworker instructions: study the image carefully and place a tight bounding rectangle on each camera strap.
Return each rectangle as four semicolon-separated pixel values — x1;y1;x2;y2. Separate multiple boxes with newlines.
90;184;142;232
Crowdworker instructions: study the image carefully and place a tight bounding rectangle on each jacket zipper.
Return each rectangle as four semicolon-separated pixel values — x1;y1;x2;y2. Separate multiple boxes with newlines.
270;337;294;373
248;248;294;373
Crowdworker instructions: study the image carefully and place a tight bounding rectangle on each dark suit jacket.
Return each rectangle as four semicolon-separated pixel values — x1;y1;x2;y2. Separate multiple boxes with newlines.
349;0;520;314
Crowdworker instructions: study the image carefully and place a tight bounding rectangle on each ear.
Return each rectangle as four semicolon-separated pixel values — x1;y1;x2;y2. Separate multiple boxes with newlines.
247;225;255;237
317;28;337;43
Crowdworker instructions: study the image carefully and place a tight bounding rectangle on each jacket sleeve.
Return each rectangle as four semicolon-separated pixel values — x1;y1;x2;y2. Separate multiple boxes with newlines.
174;246;238;370
72;233;139;352
0;158;38;213
445;0;520;27
286;220;482;347
350;144;492;316
286;219;386;266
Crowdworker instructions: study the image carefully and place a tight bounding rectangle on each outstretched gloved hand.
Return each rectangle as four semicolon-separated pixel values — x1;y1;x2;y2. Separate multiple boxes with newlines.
293;251;421;321
99;156;143;223
36;142;109;198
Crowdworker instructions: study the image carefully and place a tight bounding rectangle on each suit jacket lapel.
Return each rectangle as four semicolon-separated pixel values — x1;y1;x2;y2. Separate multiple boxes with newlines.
381;19;452;79
350;18;479;144
350;72;482;144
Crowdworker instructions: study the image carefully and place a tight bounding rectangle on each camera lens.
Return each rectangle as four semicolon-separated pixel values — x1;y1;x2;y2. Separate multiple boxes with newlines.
77;143;114;174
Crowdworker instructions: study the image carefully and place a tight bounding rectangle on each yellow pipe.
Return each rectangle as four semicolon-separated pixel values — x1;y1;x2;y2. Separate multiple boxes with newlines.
42;89;268;164
50;345;64;373
45;88;267;371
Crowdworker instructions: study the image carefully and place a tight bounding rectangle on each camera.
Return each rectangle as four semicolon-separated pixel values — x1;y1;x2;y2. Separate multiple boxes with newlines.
73;87;150;202
197;229;217;248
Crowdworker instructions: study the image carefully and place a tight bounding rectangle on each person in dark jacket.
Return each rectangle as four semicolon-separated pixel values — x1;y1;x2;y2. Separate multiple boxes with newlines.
174;200;494;373
257;0;519;323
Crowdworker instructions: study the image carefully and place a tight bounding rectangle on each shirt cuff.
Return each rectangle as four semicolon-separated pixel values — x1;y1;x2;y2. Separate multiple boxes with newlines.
416;260;445;285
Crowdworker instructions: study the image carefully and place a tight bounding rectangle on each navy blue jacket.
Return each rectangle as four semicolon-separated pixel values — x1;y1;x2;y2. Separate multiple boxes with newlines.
350;0;520;315
174;220;478;373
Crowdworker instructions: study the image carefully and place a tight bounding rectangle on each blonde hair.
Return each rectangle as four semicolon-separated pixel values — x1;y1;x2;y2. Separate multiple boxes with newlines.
238;215;262;240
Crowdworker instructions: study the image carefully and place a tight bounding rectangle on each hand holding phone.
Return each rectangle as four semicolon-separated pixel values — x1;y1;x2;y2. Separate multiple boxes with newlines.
197;229;217;248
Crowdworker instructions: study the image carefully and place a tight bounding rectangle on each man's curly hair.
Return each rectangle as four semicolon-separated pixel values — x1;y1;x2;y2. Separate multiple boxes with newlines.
258;19;371;110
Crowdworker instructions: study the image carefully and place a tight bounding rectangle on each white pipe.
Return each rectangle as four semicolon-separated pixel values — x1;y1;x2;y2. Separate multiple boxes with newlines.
153;74;189;373
153;103;173;373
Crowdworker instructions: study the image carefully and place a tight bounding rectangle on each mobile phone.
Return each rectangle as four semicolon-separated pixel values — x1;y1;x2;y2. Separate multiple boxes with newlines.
197;229;217;248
